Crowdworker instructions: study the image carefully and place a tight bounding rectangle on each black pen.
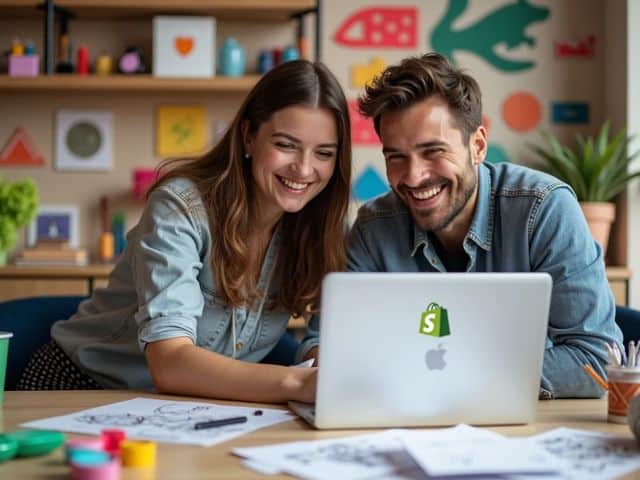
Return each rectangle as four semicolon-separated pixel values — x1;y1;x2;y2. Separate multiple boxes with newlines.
194;416;248;430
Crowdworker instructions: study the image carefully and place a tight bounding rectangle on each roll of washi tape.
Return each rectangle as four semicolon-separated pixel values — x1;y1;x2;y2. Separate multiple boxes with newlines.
120;440;156;468
70;453;121;480
0;434;19;462
65;437;106;463
101;429;126;455
5;430;65;457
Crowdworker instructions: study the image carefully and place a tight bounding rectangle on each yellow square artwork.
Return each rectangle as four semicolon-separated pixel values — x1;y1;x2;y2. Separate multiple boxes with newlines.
156;105;208;157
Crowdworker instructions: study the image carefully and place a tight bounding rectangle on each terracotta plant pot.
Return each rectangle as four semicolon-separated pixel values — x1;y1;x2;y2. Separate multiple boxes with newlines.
580;202;616;254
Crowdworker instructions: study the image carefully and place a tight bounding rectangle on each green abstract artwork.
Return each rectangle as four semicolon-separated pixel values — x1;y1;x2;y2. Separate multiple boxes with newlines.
431;0;550;73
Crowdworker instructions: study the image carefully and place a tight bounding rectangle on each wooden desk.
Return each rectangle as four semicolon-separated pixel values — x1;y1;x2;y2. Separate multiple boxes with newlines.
1;391;637;479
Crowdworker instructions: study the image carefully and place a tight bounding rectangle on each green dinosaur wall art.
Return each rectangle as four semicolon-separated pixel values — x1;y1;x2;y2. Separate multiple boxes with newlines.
431;0;551;73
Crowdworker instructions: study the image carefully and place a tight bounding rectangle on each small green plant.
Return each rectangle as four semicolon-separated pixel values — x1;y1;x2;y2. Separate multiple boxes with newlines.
0;177;38;252
530;122;640;202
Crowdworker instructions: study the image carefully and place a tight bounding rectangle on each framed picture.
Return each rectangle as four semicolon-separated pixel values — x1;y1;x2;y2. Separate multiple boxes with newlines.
153;16;216;77
156;105;208;157
55;110;113;171
28;205;79;248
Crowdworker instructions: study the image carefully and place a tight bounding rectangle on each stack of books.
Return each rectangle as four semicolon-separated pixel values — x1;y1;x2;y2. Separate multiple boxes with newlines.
16;241;88;266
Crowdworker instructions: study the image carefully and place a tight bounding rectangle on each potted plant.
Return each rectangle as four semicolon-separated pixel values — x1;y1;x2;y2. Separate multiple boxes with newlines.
530;122;640;255
0;177;38;267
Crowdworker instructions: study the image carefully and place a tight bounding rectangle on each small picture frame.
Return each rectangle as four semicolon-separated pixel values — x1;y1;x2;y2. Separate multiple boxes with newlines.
55;109;113;171
28;204;79;248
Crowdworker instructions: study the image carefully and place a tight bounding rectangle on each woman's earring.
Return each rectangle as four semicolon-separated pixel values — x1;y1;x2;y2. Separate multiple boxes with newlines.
244;153;251;159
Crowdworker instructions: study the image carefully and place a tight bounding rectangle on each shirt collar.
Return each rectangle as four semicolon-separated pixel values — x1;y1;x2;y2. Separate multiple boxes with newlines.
411;163;494;256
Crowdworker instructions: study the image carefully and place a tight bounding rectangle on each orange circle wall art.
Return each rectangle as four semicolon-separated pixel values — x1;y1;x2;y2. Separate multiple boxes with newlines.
502;92;541;133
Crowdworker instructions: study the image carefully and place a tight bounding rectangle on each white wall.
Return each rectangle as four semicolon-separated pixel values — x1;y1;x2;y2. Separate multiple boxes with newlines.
628;0;640;307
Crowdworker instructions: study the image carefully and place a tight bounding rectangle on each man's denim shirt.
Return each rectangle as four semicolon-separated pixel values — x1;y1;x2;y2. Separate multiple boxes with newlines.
299;162;623;398
52;178;291;389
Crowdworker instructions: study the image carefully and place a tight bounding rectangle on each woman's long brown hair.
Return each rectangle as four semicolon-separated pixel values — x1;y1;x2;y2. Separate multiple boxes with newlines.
149;60;351;317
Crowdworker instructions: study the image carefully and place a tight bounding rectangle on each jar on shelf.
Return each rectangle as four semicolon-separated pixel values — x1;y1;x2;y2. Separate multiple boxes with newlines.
219;38;246;77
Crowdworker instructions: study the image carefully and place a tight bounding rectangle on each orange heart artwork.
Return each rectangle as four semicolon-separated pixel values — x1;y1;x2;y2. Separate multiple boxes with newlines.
174;37;194;56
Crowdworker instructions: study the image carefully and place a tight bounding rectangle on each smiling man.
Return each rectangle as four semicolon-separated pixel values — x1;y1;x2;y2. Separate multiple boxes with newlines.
348;53;622;399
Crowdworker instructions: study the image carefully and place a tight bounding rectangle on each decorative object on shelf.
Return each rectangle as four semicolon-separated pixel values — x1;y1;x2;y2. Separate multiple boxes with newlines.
111;212;126;256
258;49;274;74
28;204;79;249
8;39;39;77
76;45;89;75
0;177;38;267
290;8;315;59
95;53;113;76
16;241;88;266
219;38;246;77
55;110;113;172
0;127;45;167
281;46;300;63
132;168;157;202
156;105;208;157
55;6;75;73
99;196;114;263
153;16;216;78
118;46;147;74
530;121;640;254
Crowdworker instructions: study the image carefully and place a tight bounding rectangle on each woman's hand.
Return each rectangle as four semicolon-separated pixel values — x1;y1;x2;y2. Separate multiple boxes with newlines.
303;347;319;366
281;366;317;403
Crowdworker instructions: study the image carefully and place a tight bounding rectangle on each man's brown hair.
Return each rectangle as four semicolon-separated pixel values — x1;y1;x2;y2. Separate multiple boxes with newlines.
359;53;482;143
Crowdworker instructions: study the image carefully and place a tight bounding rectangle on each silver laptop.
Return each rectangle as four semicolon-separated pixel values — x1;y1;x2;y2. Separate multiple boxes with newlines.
290;272;552;429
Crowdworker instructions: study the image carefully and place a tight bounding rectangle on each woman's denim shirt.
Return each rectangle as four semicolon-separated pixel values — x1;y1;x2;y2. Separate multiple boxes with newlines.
299;162;623;398
52;178;291;389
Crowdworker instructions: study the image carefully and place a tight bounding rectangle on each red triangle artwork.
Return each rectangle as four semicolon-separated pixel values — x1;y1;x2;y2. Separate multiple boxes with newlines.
0;127;45;167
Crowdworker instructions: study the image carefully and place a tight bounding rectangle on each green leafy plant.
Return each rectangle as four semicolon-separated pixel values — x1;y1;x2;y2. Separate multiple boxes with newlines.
0;177;38;251
530;122;640;202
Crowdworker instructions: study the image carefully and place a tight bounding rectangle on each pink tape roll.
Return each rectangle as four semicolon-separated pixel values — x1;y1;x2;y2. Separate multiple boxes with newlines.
70;456;121;480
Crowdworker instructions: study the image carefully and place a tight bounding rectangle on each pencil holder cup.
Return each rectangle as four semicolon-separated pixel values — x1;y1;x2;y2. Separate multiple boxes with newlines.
606;365;640;423
628;394;640;442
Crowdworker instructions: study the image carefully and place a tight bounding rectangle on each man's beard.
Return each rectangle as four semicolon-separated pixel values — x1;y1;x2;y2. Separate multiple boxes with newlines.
405;154;477;232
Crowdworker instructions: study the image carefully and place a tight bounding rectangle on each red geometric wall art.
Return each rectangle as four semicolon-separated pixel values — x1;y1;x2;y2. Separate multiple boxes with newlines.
0;126;45;167
334;7;418;48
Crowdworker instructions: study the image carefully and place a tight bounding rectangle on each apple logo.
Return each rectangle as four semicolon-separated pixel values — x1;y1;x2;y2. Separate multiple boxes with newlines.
425;344;447;370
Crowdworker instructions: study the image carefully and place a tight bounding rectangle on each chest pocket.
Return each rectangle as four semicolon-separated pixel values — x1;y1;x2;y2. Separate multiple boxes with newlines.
196;288;227;349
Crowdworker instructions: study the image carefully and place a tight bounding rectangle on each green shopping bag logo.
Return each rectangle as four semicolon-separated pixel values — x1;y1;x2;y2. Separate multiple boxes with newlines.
419;302;451;337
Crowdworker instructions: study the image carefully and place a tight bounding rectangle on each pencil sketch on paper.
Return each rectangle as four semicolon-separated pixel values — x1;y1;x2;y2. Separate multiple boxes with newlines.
538;431;639;474
75;403;234;431
284;441;391;467
20;397;292;447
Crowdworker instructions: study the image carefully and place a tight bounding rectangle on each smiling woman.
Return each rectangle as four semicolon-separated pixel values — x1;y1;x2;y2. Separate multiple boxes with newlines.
19;60;352;405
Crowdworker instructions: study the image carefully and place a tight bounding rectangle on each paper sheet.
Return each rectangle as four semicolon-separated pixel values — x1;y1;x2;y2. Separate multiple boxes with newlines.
400;428;558;476
235;429;415;480
21;397;292;447
521;427;640;480
234;425;502;480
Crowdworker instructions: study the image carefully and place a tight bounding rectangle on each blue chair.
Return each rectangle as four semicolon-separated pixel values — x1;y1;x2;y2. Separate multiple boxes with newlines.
0;296;85;390
0;295;300;390
615;305;640;346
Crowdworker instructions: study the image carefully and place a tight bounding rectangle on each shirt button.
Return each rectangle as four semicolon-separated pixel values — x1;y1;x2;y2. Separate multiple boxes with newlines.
235;342;243;351
431;258;438;263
